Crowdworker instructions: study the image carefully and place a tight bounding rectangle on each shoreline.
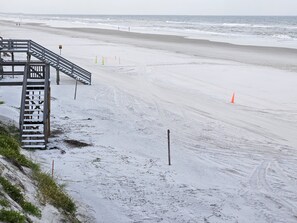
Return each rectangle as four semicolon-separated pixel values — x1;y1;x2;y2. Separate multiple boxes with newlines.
1;19;297;72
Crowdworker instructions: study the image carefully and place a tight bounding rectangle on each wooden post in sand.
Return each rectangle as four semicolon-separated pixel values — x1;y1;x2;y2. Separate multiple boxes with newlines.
56;45;62;85
0;37;3;78
167;129;171;166
11;52;14;78
0;53;3;79
52;160;55;178
74;78;78;100
56;69;60;85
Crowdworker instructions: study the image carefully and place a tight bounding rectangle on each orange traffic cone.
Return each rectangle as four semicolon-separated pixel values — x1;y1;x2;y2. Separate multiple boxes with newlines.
231;92;235;104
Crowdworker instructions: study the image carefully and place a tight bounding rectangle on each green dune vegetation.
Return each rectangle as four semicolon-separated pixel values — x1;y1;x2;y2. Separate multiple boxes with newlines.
0;122;79;223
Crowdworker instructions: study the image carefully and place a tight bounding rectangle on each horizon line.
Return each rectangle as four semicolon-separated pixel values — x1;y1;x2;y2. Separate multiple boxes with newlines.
0;12;297;17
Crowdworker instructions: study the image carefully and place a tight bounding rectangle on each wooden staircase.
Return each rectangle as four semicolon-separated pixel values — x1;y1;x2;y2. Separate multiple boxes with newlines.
0;37;92;149
0;38;91;85
20;64;50;149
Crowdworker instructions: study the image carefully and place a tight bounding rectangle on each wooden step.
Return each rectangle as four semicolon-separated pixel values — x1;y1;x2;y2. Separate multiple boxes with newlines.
25;98;44;102
27;84;45;86
23;117;43;119
25;105;44;108
23;119;43;122
26;93;44;96
24;114;43;117
27;85;45;88
23;123;43;127
22;129;44;133
23;116;43;119
24;112;43;115
23;120;43;123
26;90;44;93
22;145;46;149
22;134;44;138
24;113;43;116
27;79;45;82
26;92;44;95
25;99;44;102
22;139;45;143
23;118;43;122
27;82;45;86
24;109;44;112
25;94;45;97
25;98;45;101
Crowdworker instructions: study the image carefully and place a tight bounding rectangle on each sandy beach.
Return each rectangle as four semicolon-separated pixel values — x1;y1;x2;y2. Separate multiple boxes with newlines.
1;18;297;222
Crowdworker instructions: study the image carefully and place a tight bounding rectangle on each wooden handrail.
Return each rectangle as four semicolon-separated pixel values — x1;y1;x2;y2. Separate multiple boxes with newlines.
0;39;91;85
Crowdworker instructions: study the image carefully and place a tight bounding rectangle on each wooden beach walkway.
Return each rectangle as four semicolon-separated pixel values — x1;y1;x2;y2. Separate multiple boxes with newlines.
0;37;92;149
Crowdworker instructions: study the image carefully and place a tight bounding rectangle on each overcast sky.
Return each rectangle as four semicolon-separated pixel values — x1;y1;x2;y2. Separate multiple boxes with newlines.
1;0;297;15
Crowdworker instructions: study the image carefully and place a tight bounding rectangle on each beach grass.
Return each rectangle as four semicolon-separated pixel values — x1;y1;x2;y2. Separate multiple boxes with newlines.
34;171;76;214
0;199;9;207
0;122;78;221
0;128;38;170
0;176;41;217
0;210;26;223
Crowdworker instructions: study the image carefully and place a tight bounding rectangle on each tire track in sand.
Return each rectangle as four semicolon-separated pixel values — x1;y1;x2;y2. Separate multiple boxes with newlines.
248;160;297;218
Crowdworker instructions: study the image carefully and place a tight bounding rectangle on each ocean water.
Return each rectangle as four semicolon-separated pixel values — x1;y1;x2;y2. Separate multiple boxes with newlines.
1;14;297;48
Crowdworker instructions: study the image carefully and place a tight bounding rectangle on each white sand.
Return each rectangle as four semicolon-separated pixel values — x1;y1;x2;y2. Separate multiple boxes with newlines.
1;20;297;222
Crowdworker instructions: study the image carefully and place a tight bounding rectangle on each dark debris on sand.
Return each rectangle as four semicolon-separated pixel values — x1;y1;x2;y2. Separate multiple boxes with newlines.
64;139;92;148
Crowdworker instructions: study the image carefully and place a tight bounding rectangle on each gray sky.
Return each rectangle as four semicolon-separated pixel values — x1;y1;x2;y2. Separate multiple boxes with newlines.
1;0;297;15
